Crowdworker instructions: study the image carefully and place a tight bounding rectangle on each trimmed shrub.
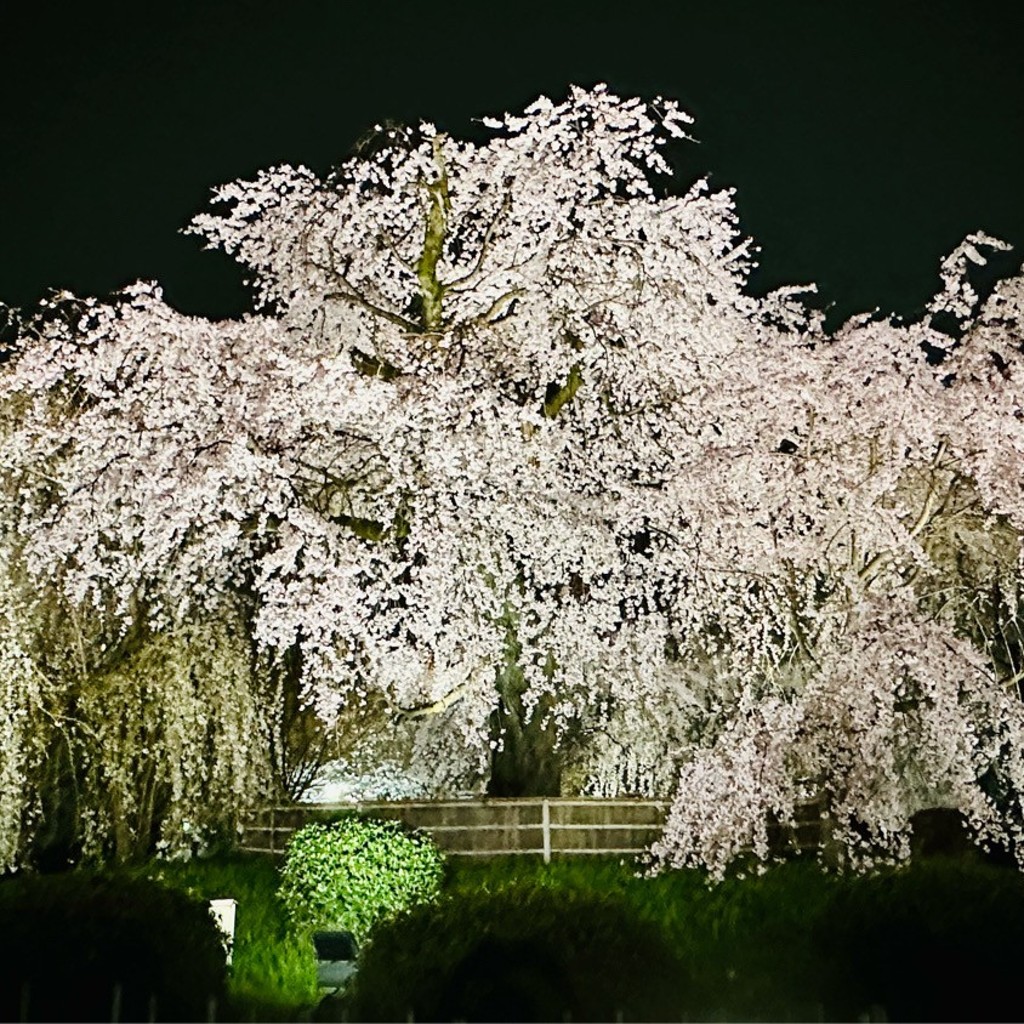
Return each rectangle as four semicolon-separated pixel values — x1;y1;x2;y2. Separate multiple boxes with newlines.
276;816;444;943
816;860;1024;1022
338;885;690;1022
0;871;226;1022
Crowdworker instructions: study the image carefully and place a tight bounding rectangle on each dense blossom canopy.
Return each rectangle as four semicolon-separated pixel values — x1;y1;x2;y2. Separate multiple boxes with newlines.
2;86;1024;872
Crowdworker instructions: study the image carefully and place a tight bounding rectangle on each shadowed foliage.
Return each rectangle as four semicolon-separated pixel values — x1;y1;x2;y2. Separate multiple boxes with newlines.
338;885;688;1022
0;872;226;1022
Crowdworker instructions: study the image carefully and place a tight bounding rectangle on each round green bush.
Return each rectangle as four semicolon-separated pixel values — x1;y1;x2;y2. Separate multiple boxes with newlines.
276;816;444;943
338;886;690;1022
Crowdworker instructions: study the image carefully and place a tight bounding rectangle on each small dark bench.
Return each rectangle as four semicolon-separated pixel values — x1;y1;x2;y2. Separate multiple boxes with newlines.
313;930;358;990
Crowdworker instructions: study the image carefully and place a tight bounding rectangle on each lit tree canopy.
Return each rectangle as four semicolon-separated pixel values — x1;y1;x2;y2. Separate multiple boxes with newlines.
3;86;1024;871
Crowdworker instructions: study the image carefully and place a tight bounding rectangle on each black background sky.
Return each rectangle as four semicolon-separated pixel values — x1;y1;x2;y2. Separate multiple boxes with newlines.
3;0;1022;328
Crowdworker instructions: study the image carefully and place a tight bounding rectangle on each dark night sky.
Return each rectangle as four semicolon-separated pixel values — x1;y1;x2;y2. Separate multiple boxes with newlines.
2;0;1022;328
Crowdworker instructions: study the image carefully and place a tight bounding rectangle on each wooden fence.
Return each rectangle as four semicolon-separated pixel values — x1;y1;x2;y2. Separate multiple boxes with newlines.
240;798;670;862
239;797;825;861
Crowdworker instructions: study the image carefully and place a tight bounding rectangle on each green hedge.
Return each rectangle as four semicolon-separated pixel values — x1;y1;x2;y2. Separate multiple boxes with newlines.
334;856;1024;1022
815;860;1024;1021
339;885;689;1022
0;871;226;1022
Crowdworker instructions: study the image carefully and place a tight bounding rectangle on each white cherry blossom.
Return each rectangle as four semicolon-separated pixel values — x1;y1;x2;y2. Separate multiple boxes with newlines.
2;87;1023;871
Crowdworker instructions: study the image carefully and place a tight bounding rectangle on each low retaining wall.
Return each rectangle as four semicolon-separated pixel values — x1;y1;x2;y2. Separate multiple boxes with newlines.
240;798;670;861
239;797;824;861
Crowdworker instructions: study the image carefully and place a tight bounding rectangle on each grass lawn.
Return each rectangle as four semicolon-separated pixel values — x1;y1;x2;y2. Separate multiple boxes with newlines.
127;847;1024;1021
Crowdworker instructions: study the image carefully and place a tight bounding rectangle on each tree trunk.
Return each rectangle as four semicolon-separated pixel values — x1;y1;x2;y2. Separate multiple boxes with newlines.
486;635;562;797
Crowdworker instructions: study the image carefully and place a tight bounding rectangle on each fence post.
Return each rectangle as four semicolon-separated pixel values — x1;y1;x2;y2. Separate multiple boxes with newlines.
542;799;551;864
269;806;275;855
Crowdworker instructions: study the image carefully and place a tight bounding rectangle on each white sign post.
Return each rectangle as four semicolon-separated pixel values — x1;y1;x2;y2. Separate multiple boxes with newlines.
208;898;237;965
